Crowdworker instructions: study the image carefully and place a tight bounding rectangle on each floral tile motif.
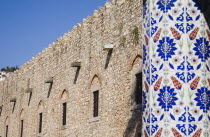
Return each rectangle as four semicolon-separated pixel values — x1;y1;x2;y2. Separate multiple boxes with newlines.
142;0;210;136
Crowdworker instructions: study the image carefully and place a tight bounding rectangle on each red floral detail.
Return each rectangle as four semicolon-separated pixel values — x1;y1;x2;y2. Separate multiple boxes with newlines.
154;77;162;91
190;76;201;90
207;78;210;87
154;128;163;137
170;27;181;40
206;30;210;41
145;35;149;45
192;128;202;137
144;130;149;137
153;28;162;42
171;128;182;137
171;76;182;90
145;81;149;92
189;27;199;40
193;109;198;114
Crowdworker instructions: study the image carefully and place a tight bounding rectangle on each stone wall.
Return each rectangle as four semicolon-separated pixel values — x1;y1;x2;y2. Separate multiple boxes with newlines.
0;0;142;136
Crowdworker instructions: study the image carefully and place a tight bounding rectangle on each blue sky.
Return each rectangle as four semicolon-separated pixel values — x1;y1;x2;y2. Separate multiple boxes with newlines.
0;0;108;69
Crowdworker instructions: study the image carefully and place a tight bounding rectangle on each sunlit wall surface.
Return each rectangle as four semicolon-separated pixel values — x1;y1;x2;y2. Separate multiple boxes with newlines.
142;0;210;136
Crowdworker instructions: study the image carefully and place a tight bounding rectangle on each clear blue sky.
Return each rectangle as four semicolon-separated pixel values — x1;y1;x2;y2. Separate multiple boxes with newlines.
0;0;108;69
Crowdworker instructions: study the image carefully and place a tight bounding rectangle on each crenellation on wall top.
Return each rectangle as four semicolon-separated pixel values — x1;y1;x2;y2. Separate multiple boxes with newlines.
1;0;133;82
116;0;126;5
82;18;89;27
81;16;93;30
98;6;105;12
93;10;100;18
105;1;113;9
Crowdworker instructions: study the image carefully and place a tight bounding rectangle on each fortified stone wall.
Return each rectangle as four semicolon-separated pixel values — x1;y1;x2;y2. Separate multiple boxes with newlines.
0;0;142;136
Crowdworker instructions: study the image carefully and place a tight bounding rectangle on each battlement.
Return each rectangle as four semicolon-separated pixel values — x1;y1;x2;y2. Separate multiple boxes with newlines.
11;0;126;76
0;0;143;136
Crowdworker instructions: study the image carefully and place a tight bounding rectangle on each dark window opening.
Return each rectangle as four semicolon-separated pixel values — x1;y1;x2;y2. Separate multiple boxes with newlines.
0;106;2;116
12;102;16;113
47;83;53;98
6;125;8;137
28;92;32;106
62;102;67;126
39;113;42;133
20;120;23;137
135;73;142;104
93;90;99;117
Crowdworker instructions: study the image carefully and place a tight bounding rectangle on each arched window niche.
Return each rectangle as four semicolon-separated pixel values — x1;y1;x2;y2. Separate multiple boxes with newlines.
89;73;102;122
5;116;9;137
20;109;25;137
59;89;69;130
130;54;143;109
37;100;44;136
129;54;143;136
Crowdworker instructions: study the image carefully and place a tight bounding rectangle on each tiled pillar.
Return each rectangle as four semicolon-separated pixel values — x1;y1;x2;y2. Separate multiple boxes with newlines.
142;0;210;136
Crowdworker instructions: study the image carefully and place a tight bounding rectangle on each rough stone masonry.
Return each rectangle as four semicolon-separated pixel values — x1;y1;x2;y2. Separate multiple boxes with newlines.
0;0;143;136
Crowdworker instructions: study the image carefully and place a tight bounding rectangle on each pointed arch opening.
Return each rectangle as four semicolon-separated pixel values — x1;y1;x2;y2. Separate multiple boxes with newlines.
89;73;102;122
37;100;44;136
59;89;69;129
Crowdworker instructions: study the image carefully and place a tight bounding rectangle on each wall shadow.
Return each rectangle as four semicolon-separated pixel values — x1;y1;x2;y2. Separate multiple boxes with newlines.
124;72;142;137
47;83;53;98
28;92;32;106
74;67;80;84
123;106;142;137
105;50;113;69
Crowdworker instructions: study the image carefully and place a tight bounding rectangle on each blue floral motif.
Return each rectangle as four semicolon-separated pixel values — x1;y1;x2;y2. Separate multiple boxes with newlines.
178;112;186;122
178;60;194;71
157;37;177;61
147;113;158;123
188;124;197;135
146;125;159;135
146;21;150;28
178;107;195;122
142;91;147;112
176;8;192;22
151;75;158;84
175;23;194;33
176;72;195;83
193;37;210;62
146;64;157;74
176;72;185;82
177;12;184;21
151;64;157;73
186;23;195;33
151;26;158;36
177;124;197;135
143;45;147;64
188;112;196;122
177;124;186;135
194;87;210;113
186;12;193;22
187;61;194;71
157;86;178;111
157;0;177;13
151;17;157;26
177;61;185;70
175;23;184;33
143;4;147;19
146;74;158;85
187;72;195;82
146;26;158;37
